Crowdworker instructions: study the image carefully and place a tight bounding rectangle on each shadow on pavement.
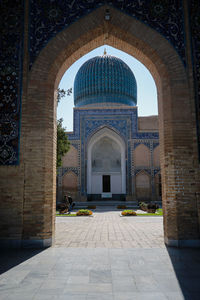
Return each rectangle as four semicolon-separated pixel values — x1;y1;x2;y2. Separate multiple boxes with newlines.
167;246;200;300
0;249;44;275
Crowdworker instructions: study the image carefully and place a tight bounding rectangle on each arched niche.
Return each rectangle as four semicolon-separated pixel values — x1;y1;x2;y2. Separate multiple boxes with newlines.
136;171;151;200
87;127;126;195
62;145;78;167
134;144;150;168
62;171;78;191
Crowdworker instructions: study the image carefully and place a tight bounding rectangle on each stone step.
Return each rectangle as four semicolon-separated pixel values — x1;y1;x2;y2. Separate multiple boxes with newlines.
75;201;138;208
74;200;162;209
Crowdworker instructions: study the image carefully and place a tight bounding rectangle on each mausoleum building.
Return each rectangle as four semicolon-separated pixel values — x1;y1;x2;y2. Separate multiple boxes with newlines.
58;54;161;202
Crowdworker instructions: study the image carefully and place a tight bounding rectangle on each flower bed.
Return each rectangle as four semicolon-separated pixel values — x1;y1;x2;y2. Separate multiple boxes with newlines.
121;209;137;216
76;209;93;216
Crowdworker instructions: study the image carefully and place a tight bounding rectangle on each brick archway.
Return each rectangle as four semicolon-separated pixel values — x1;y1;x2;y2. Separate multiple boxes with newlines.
2;5;199;248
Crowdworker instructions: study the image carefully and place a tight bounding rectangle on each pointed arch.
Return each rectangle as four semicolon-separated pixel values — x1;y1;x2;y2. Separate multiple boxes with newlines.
17;5;199;247
62;171;78;191
134;144;150;168
136;170;151;200
87;126;126;195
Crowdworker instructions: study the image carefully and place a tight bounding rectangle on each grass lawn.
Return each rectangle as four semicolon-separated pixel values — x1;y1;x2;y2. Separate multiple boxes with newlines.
136;208;163;216
56;212;77;217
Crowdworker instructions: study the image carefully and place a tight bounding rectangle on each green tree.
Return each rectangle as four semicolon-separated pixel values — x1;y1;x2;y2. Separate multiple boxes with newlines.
57;118;70;167
56;88;71;168
57;88;72;104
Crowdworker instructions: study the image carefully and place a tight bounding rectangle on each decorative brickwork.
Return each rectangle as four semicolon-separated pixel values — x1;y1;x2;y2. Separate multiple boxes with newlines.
0;0;24;165
29;0;186;68
189;0;200;155
74;55;137;107
64;107;160;199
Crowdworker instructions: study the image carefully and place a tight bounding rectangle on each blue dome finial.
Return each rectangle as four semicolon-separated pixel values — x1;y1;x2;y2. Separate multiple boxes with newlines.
74;55;137;107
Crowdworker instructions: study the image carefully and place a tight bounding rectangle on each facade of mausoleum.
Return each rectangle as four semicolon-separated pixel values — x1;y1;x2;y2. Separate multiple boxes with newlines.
58;54;161;202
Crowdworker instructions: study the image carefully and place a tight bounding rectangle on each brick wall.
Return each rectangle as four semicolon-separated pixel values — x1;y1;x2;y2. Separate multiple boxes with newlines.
62;146;78;167
134;144;151;168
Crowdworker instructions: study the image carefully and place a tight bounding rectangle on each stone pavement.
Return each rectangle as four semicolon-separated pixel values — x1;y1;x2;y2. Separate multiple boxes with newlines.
0;209;200;300
55;210;164;248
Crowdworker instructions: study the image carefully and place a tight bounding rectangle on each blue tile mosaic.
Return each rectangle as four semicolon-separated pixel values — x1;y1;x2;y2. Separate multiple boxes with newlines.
153;142;159;149
189;0;200;157
135;168;151;175
62;167;79;176
67;108;159;195
133;142;151;149
0;0;24;165
74;56;137;107
2;0;194;167
29;0;186;68
68;108;159;142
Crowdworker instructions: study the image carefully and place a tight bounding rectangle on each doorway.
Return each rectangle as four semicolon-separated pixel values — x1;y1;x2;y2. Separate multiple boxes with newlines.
103;175;111;193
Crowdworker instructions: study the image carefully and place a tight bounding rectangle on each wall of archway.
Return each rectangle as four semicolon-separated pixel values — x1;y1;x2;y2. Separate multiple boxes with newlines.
0;4;199;248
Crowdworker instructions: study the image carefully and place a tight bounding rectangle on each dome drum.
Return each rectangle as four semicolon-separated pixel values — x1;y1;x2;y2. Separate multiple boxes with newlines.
74;55;137;107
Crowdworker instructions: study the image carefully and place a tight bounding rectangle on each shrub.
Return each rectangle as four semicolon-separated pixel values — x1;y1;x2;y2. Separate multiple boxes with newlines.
139;202;159;213
139;202;148;211
76;209;93;216
56;203;69;214
121;210;137;216
117;205;127;209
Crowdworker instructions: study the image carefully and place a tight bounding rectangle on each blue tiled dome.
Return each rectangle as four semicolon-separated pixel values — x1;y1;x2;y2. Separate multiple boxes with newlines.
74;55;137;107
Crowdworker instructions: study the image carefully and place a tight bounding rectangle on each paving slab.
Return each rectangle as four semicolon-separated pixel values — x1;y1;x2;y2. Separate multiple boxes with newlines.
55;210;164;248
0;210;200;300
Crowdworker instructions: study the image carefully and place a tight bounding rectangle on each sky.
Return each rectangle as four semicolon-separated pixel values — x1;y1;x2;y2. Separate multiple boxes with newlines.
57;45;158;131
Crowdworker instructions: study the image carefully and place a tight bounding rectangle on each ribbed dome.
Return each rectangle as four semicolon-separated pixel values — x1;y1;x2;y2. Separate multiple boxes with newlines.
74;55;137;107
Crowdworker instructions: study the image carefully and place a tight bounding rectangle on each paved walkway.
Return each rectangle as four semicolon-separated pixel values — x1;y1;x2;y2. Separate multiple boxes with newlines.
55;210;164;248
0;209;200;300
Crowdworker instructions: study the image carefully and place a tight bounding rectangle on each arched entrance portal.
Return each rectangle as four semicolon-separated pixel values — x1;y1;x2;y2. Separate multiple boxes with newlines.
1;5;199;248
87;127;126;200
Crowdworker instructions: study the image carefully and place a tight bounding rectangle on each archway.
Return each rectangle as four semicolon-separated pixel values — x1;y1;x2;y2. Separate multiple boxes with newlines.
15;5;199;247
87;127;126;200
